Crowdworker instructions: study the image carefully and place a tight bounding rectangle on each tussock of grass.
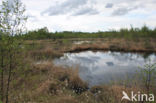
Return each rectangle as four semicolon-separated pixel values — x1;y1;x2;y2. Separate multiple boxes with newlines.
33;61;53;73
68;75;88;94
52;67;89;94
29;48;63;60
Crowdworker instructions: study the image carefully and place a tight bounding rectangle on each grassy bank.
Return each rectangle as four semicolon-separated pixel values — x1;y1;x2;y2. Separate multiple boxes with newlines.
68;38;156;53
25;38;156;53
4;38;155;103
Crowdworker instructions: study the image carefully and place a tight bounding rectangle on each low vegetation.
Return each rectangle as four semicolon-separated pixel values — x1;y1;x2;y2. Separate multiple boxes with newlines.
4;39;155;103
20;25;156;40
0;0;156;103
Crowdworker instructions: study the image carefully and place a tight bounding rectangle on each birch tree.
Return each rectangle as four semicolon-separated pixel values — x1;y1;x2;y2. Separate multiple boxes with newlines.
0;0;27;102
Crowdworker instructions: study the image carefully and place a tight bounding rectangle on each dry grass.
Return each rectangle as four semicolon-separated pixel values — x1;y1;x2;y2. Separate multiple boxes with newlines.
69;38;156;53
8;38;156;103
55;96;78;103
29;47;63;60
25;38;156;54
52;66;88;94
33;61;53;73
68;74;88;94
10;59;156;103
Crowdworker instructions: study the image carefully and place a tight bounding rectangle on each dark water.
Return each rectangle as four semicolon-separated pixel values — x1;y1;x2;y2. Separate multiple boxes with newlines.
54;51;156;86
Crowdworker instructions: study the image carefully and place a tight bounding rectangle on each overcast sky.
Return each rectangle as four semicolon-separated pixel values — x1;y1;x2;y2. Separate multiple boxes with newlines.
17;0;156;32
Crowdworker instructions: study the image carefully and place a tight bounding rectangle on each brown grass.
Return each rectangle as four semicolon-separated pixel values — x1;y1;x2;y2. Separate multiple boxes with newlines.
29;47;63;60
10;59;156;103
52;66;89;94
33;61;53;73
69;38;156;53
55;96;78;103
8;38;156;103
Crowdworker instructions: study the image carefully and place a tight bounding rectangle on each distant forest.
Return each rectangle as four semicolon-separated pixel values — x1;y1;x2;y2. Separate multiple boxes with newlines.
18;25;156;39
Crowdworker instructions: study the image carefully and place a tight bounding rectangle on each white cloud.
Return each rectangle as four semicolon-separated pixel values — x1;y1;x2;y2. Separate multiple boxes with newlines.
72;6;99;16
11;0;156;32
112;6;139;16
41;0;99;16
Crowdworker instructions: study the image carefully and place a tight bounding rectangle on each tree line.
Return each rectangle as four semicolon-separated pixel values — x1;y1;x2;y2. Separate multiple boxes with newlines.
20;25;156;40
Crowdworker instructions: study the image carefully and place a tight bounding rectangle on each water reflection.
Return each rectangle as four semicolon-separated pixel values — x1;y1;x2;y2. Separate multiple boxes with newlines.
54;51;156;86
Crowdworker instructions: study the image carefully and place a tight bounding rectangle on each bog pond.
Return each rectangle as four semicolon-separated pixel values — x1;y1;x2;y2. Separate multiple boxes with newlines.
54;51;156;86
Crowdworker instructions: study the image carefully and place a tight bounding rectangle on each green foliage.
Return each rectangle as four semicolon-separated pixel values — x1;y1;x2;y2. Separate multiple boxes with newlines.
0;0;27;102
19;25;156;40
139;63;156;92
